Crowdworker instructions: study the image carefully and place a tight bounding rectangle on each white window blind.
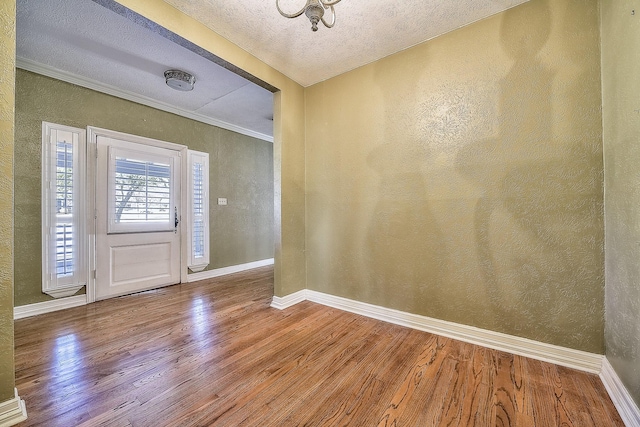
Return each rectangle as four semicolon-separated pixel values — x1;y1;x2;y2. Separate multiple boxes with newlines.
114;157;171;223
42;122;86;298
107;146;177;234
188;150;209;272
56;139;74;277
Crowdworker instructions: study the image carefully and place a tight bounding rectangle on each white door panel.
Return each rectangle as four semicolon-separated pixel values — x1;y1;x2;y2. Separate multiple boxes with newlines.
95;133;183;300
109;241;174;286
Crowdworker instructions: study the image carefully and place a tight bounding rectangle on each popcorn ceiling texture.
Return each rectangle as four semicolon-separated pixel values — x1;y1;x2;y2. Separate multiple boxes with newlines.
601;0;640;408
0;0;16;403
164;0;529;86
305;0;604;353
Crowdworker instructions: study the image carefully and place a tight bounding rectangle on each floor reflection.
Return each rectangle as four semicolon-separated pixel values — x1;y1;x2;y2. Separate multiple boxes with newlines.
191;297;210;343
53;333;80;370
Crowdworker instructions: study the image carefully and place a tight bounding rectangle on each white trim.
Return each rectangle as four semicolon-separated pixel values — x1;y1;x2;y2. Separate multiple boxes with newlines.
14;295;87;320
43;285;84;299
270;290;307;310
41;122;88;299
0;389;27;427
187;258;274;282
87;126;189;301
16;57;274;143
600;357;640;426
271;289;603;374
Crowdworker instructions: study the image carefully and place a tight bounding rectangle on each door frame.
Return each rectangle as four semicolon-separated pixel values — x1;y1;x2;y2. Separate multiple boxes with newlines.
86;126;189;303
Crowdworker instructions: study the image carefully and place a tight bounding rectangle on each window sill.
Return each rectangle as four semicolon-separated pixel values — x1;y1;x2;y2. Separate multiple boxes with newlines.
188;264;209;273
43;284;85;299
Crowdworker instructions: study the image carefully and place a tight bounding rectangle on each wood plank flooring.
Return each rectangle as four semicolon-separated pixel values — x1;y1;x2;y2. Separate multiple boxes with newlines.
14;267;623;426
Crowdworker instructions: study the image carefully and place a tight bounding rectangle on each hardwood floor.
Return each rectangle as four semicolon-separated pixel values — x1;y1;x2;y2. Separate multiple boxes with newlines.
14;267;623;426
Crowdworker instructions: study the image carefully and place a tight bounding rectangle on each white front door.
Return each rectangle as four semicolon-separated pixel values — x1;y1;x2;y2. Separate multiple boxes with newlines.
94;130;184;300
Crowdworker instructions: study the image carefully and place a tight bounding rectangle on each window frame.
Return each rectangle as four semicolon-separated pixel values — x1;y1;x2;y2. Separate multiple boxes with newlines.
41;122;87;298
187;150;210;272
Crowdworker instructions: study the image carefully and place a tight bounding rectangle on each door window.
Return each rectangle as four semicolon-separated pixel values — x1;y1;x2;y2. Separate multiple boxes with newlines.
107;146;177;234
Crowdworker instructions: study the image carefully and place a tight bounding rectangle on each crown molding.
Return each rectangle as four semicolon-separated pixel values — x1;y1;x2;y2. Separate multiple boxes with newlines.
16;58;274;143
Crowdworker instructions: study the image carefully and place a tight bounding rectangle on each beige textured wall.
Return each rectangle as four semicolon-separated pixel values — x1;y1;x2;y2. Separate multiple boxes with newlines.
602;0;640;407
115;0;306;297
14;70;274;306
0;0;16;402
305;0;604;352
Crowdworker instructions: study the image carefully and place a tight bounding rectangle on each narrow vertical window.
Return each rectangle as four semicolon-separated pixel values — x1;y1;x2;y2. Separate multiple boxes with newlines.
56;139;74;277
42;123;86;298
188;150;209;272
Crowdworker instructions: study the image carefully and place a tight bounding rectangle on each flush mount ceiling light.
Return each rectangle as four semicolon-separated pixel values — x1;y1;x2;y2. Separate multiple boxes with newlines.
276;0;342;32
164;69;196;91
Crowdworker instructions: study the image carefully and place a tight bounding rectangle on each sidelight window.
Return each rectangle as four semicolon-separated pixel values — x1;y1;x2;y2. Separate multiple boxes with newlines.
42;123;86;298
187;150;209;272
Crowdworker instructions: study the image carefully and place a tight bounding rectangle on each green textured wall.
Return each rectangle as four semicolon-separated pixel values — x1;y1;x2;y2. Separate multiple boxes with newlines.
305;0;604;352
14;69;273;306
0;0;16;403
602;0;640;407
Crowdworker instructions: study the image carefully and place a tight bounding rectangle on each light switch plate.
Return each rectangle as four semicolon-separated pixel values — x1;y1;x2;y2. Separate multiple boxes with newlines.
218;197;228;206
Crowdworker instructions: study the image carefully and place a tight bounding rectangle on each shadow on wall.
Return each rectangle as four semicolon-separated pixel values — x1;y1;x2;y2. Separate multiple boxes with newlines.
455;0;603;343
604;91;640;373
605;135;640;398
306;0;603;352
365;47;447;314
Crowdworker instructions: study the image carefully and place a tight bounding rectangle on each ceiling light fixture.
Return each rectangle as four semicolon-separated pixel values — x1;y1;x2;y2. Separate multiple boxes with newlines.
164;69;196;91
276;0;342;32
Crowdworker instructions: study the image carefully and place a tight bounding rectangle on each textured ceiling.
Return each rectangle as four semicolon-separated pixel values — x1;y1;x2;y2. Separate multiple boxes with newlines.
16;0;530;140
164;0;530;87
16;0;275;139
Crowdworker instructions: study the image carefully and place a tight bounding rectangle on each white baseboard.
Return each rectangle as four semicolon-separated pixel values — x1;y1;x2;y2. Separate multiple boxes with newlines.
600;357;640;427
187;258;274;283
14;260;275;319
271;289;603;374
14;295;87;320
270;290;307;310
0;388;27;427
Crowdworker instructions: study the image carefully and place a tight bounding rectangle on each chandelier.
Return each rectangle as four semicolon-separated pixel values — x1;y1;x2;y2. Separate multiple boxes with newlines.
276;0;342;32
